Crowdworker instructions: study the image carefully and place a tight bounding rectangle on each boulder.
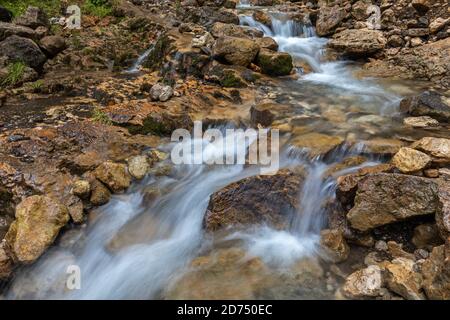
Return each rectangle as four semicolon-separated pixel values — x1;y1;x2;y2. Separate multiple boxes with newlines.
89;179;111;206
253;10;271;27
204;168;305;231
250;103;276;126
400;91;450;122
149;83;173;102
127;155;149;180
342;265;383;299
255;37;278;51
71;180;91;199
385;258;424;300
329;29;387;57
421;241;450;300
391;147;431;173
0;22;37;41
39;35;66;57
0;35;46;70
14;6;49;29
320;229;350;263
255;49;293;76
412;137;450;164
6;195;69;263
403;116;439;128
316;5;346;37
94;161;131;193
0;6;12;22
210;22;263;39
212;36;259;67
347;173;439;231
290;133;344;159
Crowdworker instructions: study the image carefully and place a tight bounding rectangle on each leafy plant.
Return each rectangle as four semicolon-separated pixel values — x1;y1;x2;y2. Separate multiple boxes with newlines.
1;62;26;88
91;107;112;125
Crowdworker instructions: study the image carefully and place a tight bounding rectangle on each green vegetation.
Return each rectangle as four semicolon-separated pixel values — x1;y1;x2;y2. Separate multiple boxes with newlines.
30;79;44;91
0;0;60;17
82;0;114;18
91;107;113;125
0;62;26;88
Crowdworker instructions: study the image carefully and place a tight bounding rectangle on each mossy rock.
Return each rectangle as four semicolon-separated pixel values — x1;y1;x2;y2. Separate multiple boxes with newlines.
142;34;174;71
256;49;293;77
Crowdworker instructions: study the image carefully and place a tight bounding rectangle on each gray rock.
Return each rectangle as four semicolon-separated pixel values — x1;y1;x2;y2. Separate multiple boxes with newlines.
0;35;46;70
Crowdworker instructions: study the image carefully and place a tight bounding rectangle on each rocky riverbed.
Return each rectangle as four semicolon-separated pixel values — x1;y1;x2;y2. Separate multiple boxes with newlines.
0;0;449;300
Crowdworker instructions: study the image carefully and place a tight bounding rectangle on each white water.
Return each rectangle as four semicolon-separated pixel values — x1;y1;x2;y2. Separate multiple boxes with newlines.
125;45;154;73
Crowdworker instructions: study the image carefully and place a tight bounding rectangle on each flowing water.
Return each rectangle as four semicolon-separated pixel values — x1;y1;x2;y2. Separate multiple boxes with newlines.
4;6;434;299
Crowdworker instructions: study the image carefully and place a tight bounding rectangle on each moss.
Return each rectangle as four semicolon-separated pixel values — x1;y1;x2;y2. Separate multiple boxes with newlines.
82;0;114;18
220;69;247;88
256;51;293;77
126;117;172;136
0;61;26;88
142;34;173;71
91;108;112;125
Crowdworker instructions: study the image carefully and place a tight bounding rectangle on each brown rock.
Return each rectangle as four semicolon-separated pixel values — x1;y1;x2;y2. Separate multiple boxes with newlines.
71;180;91;199
359;138;405;155
212;36;259;67
412;224;443;249
403;116;439;128
329;29;387;57
255;49;293;76
210;22;263;39
391;147;431;173
0;241;13;280
385;258;424;300
320;229;350;263
412;137;450;162
89;179;111;206
94;161;131;193
14;6;49;29
39;35;66;57
316;5;346;37
436;179;450;239
400;91;450;122
250;103;276;127
342;265;383;299
421;241;450;300
290;133;344;159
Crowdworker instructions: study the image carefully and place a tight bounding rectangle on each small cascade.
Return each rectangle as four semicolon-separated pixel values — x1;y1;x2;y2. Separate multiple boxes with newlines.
125;45;154;73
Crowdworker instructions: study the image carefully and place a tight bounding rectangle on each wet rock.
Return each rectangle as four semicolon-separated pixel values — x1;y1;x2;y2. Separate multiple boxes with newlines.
71;180;91;199
253;10;271;27
436;179;450;239
316;5;346;37
359;138;405;155
347;173;439;231
421;241;450;299
391;147;431;173
149;83;173;102
290;133;344;159
127;155;149;180
255;49;293;76
320;229;350;263
250;103;276;127
342;265;383;299
0;241;13;280
400;91;450;122
6;195;69;263
89;179;111;206
210;22;263;39
14;6;49;29
255;37;278;51
204;168;305;231
403;116;439;128
385;258;424;300
0;35;47;70
39;35;66;57
412;137;450;164
412;224;443;249
0;6;12;23
212;36;259;67
94;161;131;193
0;22;37;41
329;29;387;57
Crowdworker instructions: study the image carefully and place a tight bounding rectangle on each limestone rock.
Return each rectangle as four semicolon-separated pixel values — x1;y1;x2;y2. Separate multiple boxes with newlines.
385;258;424;300
342;265;383;299
149;83;173;102
94;161;131;193
329;29;387;57
403;116;439;128
127;155;149;180
320;229;350;263
212;36;259;67
391;147;431;173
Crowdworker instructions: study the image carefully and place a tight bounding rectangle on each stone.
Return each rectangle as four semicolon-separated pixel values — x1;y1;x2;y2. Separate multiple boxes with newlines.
253;10;271;27
14;6;49;29
90;179;111;206
412;137;450;161
387;35;404;47
411;0;431;13
6;195;69;263
250;103;276;127
0;35;46;70
342;265;383;299
94;161;131;193
421;242;450;300
412;224;443;249
429;18;449;34
347;173;439;231
127;155;149;180
149;83;173;102
0;6;12;23
212;36;259;67
204;169;305;231
210;22;263;39
0;22;36;41
400;91;450;122
391;147;431;173
250;0;273;5
403;116;439;128
255;37;278;51
387;241;416;261
191;32;214;49
359;138;405;155
436;179;450;239
0;241;13;280
290;133;344;159
320;229;350;263
204;62;248;88
385;258;424;300
316;5;346;37
39;35;66;57
71;180;91;199
255;49;293;76
351;1;370;21
329;29;387;57
410;37;423;47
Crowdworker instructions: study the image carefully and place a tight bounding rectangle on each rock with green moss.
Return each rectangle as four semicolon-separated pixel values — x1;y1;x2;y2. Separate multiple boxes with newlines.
142;34;173;71
255;49;293;76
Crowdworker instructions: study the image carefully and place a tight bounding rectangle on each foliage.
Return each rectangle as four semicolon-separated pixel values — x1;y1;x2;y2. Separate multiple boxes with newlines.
0;62;26;88
82;0;113;18
0;0;60;17
91;107;112;125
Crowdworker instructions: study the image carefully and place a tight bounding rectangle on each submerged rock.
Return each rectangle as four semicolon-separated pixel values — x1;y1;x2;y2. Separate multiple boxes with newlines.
347;173;438;231
6;195;69;263
204;169;305;231
391;147;431;173
94;161;131;193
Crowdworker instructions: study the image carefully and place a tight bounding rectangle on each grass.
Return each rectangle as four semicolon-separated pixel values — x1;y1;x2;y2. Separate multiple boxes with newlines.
82;0;114;18
0;0;61;17
91;107;112;125
0;62;26;88
30;79;43;90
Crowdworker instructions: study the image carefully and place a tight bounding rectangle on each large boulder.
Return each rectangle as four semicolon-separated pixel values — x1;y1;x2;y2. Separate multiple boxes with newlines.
210;22;263;39
212;36;260;67
0;6;12;22
14;6;49;29
385;258;424;300
0;22;37;41
347;173;439;231
6;195;69;263
391;147;431;173
255;49;293;76
94;161;131;193
316;5;346;37
204;169;305;231
39;35;66;57
421;241;450;300
329;29;387;57
0;35;46;70
400;91;450;123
